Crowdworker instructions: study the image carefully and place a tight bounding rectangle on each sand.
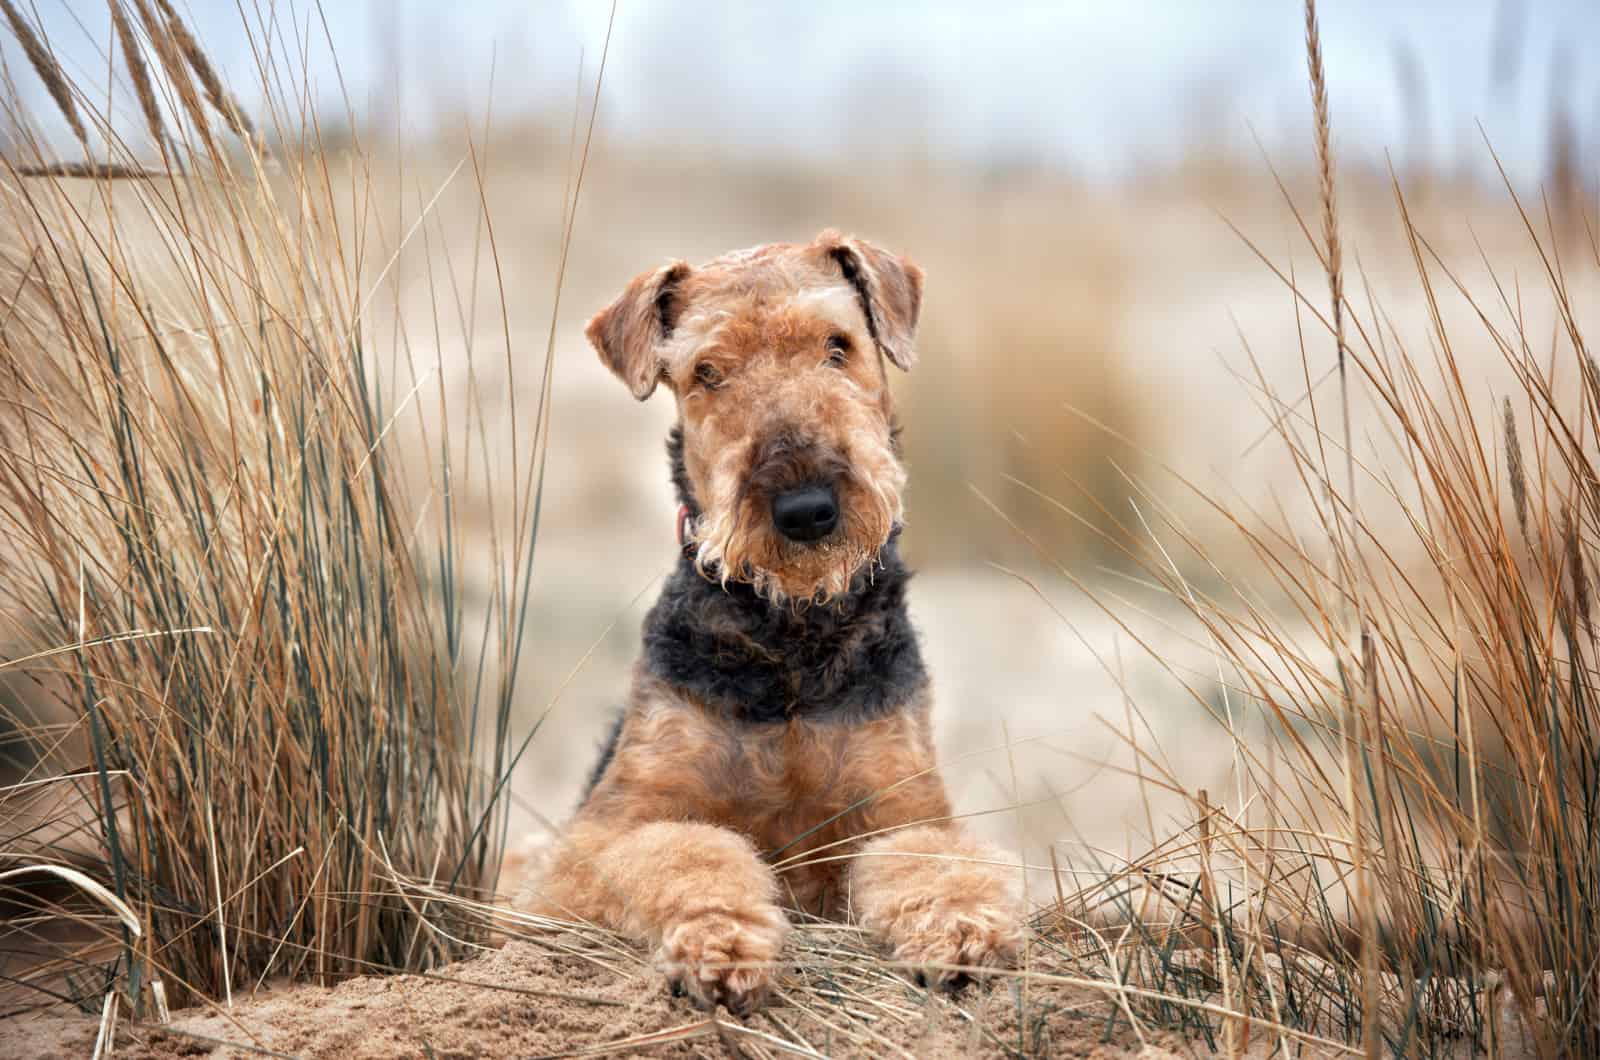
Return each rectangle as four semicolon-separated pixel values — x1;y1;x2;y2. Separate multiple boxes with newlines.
1;936;1200;1059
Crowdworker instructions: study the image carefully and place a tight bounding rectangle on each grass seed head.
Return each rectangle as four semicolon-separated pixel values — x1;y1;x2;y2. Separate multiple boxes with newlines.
1505;396;1529;538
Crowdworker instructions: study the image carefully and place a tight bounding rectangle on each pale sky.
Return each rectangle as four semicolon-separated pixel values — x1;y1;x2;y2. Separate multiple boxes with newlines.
20;1;1600;185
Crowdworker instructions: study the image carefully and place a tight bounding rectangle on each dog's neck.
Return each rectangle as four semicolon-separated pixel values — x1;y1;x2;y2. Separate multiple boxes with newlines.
667;425;702;525
645;428;927;724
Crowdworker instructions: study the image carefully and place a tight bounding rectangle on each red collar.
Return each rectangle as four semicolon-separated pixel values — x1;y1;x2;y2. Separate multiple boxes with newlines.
676;504;695;554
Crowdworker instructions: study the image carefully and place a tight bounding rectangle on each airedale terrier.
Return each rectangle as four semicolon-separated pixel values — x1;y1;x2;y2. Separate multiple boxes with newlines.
516;231;1021;1014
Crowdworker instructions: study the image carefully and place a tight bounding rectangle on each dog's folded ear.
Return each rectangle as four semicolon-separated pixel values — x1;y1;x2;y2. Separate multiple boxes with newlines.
817;231;923;371
585;261;692;400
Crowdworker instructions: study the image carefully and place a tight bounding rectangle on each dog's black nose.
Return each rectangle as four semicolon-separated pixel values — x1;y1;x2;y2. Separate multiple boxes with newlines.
772;483;839;542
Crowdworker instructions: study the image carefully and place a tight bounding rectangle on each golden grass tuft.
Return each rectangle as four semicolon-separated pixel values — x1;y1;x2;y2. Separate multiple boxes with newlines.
979;5;1600;1055
1085;40;1599;1060
0;0;553;1019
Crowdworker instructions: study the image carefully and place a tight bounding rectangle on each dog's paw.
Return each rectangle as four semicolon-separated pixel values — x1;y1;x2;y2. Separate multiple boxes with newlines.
656;903;788;1015
884;899;1021;990
850;825;1022;990
500;833;553;908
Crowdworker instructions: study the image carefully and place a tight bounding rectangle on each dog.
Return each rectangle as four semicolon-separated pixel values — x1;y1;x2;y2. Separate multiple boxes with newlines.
514;231;1021;1014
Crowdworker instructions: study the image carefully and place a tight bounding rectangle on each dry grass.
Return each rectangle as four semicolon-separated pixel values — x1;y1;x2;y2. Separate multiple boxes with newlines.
999;2;1600;1053
0;0;553;1018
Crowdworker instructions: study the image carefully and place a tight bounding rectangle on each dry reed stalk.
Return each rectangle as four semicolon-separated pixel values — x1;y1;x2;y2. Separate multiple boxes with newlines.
1305;3;1380;1056
1561;503;1591;635
1506;396;1530;536
1304;0;1346;449
109;0;165;149
131;0;214;150
0;0;86;144
151;0;256;143
1194;789;1239;1056
12;161;167;179
90;990;118;1060
1195;790;1217;975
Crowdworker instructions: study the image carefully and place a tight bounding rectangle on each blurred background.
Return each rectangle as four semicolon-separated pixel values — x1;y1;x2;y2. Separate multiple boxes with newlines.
13;0;1599;871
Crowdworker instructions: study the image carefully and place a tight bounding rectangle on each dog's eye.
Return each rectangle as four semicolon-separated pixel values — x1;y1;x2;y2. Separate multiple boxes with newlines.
825;333;851;367
693;361;724;390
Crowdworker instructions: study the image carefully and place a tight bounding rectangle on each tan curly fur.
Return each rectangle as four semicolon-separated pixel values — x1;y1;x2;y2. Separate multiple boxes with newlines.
849;824;1023;987
586;231;916;604
513;232;1020;1012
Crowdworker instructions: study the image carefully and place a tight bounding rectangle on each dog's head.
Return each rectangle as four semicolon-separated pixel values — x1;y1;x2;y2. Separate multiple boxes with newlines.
586;230;923;604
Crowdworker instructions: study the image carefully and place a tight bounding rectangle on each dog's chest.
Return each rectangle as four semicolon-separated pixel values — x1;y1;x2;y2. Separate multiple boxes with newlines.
732;720;860;830
594;684;949;916
719;719;884;913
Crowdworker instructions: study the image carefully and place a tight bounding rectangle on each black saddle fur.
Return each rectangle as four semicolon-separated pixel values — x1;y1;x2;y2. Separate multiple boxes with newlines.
582;427;927;798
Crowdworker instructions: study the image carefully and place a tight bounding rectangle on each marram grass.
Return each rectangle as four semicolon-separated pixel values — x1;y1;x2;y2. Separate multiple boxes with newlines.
0;0;545;1014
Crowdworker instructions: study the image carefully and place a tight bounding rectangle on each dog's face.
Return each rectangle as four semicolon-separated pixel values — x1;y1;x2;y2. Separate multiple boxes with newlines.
586;230;923;603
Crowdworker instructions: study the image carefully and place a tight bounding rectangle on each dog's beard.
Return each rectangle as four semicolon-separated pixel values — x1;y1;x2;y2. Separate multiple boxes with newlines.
692;439;904;605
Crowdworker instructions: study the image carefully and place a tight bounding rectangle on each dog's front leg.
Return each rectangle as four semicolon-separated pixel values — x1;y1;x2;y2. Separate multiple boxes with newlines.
519;817;789;1014
849;824;1022;988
